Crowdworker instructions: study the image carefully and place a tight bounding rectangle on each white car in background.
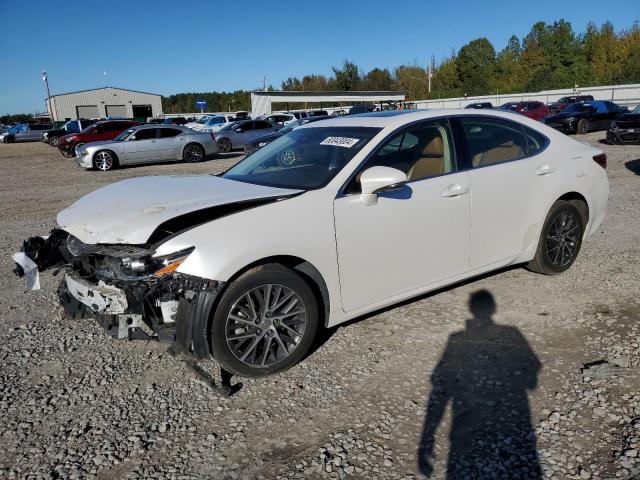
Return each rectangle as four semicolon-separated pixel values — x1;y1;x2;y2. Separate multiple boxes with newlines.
187;115;235;132
15;110;608;379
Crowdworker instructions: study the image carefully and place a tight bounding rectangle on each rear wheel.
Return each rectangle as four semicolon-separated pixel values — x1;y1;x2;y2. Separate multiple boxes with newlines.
183;143;205;162
5;135;14;143
576;119;589;134
527;201;584;275
92;150;118;171
218;137;232;153
210;264;319;377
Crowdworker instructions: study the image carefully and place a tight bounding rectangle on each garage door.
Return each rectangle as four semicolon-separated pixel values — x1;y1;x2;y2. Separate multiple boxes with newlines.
106;105;127;117
76;105;99;119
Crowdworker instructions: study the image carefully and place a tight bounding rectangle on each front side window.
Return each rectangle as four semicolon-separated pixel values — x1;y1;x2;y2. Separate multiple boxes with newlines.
236;121;254;132
222;126;380;190
254;121;272;130
115;128;135;141
348;119;454;192
461;117;528;168
132;128;157;140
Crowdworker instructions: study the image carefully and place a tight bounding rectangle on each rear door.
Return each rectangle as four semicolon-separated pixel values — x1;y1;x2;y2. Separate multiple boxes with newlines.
156;127;183;160
122;128;159;163
457;116;559;269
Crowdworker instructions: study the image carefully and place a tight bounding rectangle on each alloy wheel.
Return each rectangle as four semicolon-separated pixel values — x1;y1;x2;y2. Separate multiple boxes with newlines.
94;151;113;171
185;145;203;162
546;211;579;267
225;284;307;367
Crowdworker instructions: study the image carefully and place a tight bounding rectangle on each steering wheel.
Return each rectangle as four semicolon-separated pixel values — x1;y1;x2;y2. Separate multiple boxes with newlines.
277;148;298;167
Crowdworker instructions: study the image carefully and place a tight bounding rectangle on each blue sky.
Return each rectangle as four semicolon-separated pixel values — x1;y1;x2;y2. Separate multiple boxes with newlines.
0;0;638;115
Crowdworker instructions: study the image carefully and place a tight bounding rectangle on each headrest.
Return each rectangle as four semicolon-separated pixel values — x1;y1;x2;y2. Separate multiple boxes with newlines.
421;136;444;156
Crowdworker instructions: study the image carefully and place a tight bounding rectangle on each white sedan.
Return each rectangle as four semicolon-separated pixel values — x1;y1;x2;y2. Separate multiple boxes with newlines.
15;110;609;378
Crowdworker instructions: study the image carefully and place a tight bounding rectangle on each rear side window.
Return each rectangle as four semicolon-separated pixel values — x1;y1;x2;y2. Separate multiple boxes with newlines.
159;128;181;138
523;127;549;156
460;117;528;168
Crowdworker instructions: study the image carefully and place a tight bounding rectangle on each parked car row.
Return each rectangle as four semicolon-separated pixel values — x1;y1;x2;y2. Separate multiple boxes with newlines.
461;98;637;143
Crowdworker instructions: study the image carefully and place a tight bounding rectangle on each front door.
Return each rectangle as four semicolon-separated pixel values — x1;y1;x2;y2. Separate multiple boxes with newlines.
334;118;471;312
123;128;159;163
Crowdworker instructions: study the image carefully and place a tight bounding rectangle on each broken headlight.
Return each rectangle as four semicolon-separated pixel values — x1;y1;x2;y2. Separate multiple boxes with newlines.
121;247;195;278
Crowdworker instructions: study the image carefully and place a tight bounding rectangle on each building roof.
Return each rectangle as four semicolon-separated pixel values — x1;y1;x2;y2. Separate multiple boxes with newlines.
251;90;404;97
50;86;162;98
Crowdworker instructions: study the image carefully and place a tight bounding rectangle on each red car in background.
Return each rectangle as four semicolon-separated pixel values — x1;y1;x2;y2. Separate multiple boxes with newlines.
58;120;141;157
501;101;550;121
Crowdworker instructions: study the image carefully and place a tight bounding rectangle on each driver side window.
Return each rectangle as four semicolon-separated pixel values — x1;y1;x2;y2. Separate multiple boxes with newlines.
347;119;455;193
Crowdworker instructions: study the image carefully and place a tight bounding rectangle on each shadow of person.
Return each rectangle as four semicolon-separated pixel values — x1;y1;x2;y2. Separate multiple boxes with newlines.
418;290;542;479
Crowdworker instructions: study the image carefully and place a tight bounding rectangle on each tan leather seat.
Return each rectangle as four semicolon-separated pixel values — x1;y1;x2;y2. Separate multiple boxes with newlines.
407;136;444;180
472;140;524;167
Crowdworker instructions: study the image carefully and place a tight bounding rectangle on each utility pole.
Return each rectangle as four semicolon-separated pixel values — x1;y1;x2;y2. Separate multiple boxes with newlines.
263;76;266;91
428;55;435;94
41;71;53;122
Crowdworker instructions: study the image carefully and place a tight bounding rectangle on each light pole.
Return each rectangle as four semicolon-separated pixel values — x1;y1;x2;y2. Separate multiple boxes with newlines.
41;71;53;122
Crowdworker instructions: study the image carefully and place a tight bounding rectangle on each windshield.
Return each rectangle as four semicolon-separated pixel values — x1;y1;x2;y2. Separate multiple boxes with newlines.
196;117;210;124
632;105;640;114
114;128;135;141
207;116;225;124
222;126;381;189
277;119;302;133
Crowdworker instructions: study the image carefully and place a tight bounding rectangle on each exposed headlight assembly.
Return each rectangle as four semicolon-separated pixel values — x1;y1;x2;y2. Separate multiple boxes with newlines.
121;247;195;278
257;141;268;147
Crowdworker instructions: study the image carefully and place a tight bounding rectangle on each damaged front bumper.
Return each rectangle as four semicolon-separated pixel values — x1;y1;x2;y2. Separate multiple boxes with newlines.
14;229;224;359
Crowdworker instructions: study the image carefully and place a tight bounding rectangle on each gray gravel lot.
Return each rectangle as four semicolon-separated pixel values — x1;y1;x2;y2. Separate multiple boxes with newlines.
0;135;639;479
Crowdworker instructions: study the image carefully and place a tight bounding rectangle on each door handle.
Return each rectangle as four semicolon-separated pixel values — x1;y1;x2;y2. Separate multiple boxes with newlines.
536;164;554;176
441;184;469;197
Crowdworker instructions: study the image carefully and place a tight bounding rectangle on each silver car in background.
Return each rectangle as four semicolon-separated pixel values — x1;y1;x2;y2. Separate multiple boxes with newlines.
213;119;279;152
74;125;218;171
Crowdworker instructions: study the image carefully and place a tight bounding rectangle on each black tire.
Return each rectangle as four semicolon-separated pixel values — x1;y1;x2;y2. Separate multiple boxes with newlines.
183;143;205;162
5;135;14;143
92;150;119;171
218;137;232;153
576;118;589;134
49;136;59;147
210;264;319;377
527;200;585;275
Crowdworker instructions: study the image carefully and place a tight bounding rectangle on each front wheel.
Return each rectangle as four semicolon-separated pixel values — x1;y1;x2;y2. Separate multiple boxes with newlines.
49;136;59;147
527;201;584;275
218;137;232;153
183;143;205;162
92;150;118;171
210;264;319;377
576;119;589;134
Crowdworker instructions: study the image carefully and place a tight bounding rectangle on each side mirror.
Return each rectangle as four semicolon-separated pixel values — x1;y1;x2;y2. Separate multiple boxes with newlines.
359;166;408;206
128;135;136;141
234;128;242;132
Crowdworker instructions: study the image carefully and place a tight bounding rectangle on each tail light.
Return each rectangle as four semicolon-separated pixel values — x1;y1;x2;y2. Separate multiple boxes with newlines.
593;153;607;169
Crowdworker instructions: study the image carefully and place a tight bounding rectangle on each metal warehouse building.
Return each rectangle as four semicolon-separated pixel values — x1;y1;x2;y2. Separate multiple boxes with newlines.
46;87;163;122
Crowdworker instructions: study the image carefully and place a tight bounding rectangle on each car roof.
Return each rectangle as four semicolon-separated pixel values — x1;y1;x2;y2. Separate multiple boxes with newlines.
296;108;548;130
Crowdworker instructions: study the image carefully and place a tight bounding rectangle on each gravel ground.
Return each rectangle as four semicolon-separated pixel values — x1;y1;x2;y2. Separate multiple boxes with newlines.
0;135;639;480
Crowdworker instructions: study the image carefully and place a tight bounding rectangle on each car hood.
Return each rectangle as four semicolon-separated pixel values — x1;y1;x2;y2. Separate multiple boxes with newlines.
57;175;301;245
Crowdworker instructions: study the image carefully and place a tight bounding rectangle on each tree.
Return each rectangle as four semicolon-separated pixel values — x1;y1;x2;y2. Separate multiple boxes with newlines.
456;38;496;95
431;54;460;98
332;60;360;91
362;68;395;91
496;35;524;93
395;65;428;100
281;77;302;91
